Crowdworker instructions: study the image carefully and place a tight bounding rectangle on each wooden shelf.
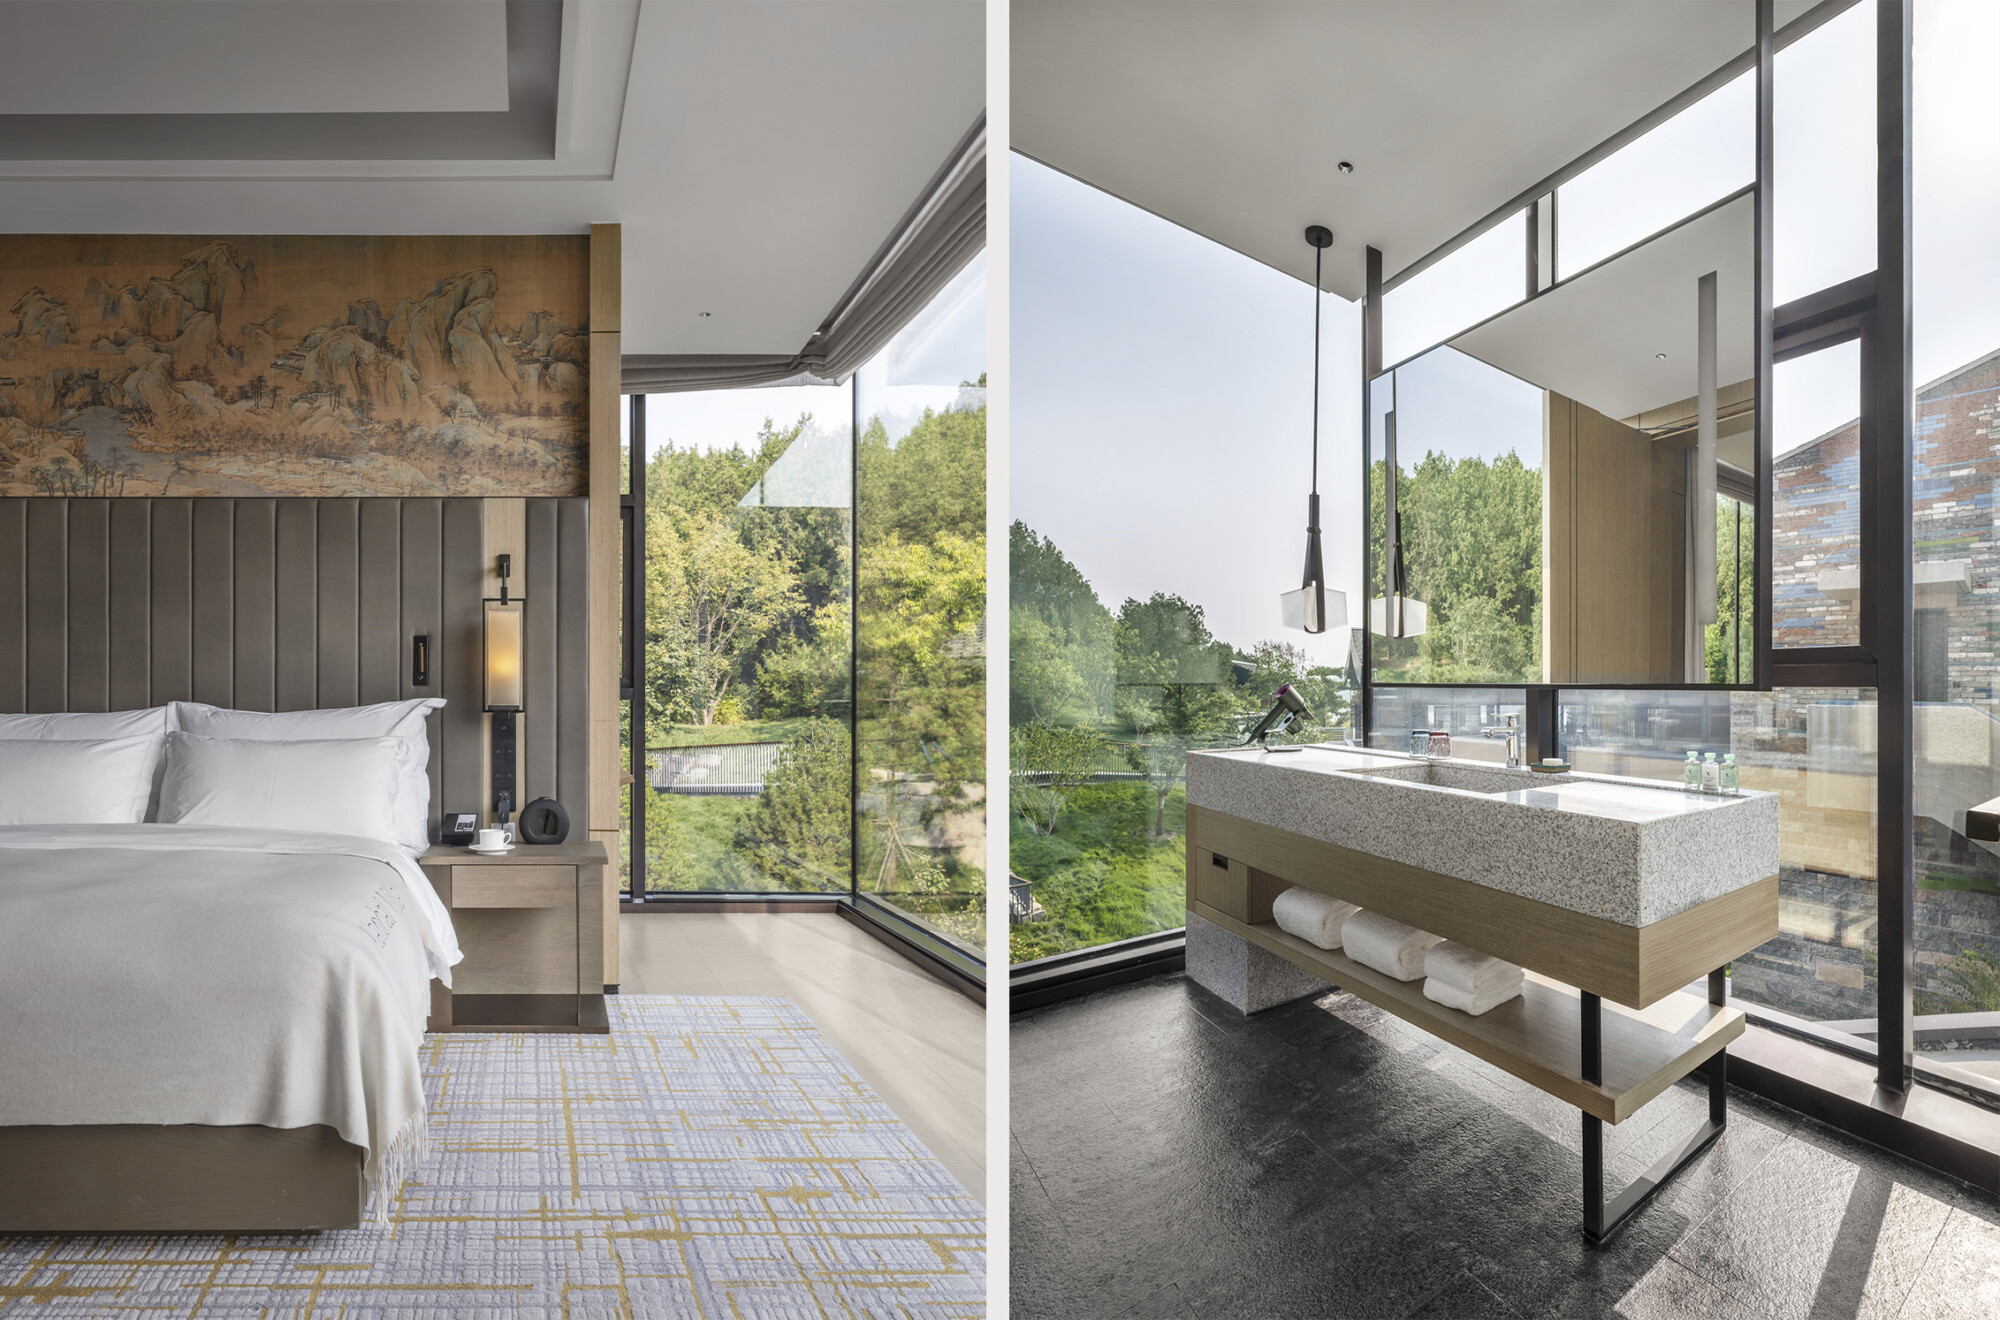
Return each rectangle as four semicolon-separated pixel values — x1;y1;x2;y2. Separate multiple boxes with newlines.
1195;904;1743;1124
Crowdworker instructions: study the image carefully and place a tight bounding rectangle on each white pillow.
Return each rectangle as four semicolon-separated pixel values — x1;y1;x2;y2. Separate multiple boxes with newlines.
0;736;162;825
171;700;443;851
157;733;406;845
0;707;175;819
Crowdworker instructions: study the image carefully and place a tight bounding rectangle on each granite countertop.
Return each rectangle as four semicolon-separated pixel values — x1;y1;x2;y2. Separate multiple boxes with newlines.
1185;744;1780;928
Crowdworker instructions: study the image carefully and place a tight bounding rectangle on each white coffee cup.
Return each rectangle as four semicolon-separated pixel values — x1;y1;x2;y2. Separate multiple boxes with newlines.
474;827;506;850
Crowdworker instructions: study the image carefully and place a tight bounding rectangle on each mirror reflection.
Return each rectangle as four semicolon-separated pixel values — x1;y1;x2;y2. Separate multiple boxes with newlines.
1370;189;1755;686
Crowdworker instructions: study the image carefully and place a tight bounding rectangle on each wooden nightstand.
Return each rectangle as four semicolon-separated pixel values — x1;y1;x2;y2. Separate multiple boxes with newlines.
419;840;609;1034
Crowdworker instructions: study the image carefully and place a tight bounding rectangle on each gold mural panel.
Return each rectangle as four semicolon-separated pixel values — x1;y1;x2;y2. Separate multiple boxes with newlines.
0;234;589;497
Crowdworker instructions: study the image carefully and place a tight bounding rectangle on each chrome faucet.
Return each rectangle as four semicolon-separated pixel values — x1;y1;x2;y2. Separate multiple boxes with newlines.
1481;713;1521;768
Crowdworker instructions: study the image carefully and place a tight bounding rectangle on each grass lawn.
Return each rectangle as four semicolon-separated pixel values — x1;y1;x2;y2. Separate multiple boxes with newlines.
1008;781;1189;963
650;718;816;748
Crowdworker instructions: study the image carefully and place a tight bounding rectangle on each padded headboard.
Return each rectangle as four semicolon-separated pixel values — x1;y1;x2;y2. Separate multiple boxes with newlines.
0;497;589;838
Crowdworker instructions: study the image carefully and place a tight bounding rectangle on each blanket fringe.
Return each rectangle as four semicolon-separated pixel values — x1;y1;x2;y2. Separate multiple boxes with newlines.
362;1107;430;1226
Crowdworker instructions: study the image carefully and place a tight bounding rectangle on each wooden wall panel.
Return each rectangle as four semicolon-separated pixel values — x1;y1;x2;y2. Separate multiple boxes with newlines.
24;501;66;711
190;500;234;708
65;500;109;713
0;501;24;712
356;501;401;706
232;501;276;712
107;499;151;711
399;499;444;822
523;498;560;805
440;499;485;824
0;497;585;843
150;501;192;706
316;499;359;710
274;500;317;712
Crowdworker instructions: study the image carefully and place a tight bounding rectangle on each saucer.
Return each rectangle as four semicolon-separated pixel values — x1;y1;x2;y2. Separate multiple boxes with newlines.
467;843;516;854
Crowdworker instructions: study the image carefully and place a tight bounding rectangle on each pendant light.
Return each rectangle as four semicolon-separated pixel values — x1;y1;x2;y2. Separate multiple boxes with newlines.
1369;372;1428;638
1281;225;1350;636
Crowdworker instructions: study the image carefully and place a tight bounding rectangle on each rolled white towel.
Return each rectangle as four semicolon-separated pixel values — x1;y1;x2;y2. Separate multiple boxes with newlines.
1272;886;1360;951
1423;975;1524;1016
1424;940;1526;997
1341;910;1443;982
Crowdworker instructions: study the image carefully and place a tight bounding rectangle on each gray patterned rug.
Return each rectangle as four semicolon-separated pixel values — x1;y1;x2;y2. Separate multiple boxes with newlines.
0;996;986;1318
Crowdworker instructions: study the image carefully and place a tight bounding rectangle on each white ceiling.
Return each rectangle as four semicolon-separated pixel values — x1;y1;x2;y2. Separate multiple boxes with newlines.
0;2;511;116
1450;192;1755;421
1014;0;1814;300
0;0;985;357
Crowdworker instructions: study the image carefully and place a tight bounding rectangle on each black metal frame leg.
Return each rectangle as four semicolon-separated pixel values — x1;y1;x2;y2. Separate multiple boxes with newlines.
1580;969;1730;1246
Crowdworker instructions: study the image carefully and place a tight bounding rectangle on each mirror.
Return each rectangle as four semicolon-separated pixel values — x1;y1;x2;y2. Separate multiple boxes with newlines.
1369;189;1756;686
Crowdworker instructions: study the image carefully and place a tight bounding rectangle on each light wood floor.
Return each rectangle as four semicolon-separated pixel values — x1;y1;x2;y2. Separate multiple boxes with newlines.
618;911;986;1203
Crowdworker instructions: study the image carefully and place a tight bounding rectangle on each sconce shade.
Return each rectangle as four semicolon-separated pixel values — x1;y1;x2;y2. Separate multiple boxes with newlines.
484;599;525;710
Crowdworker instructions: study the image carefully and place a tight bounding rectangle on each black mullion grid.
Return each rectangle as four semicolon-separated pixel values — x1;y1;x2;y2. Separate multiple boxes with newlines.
628;393;647;902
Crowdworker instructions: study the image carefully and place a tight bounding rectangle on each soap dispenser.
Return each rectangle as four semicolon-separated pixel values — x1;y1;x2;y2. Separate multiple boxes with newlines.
1702;752;1720;794
1683;750;1701;791
1721;753;1740;795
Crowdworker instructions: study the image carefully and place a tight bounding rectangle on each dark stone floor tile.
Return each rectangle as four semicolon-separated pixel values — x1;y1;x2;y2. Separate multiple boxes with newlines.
1897;1206;2000;1319
1402;1270;1522;1319
1608;1257;1772;1320
1666;1132;1954;1320
1108;1283;1199;1320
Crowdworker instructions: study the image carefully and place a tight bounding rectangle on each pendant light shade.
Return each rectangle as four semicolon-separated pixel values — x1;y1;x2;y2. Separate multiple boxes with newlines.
1285;224;1349;635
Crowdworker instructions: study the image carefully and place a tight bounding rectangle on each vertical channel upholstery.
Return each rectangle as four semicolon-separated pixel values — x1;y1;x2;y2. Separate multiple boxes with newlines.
0;497;588;840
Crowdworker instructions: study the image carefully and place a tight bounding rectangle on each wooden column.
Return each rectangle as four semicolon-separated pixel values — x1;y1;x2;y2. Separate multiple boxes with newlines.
588;223;622;987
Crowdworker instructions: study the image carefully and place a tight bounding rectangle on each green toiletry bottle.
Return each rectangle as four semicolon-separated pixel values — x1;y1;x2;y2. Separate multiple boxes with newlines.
1683;749;1701;791
1721;753;1740;795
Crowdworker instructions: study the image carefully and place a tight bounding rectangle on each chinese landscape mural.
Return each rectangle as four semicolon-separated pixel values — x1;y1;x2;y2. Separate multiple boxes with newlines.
0;234;589;497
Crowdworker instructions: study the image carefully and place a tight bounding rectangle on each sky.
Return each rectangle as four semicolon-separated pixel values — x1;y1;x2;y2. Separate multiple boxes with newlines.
1011;0;1998;661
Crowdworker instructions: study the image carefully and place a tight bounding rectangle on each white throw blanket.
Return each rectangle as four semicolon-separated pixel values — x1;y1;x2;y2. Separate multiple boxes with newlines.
1341;910;1442;982
0;824;462;1220
1272;886;1359;951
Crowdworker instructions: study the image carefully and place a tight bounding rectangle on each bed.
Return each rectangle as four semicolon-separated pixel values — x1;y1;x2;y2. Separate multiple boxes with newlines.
0;704;463;1234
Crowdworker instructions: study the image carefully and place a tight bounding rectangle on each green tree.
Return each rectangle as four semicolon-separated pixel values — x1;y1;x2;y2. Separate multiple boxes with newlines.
741;717;851;891
1705;495;1755;684
1113;594;1234;837
1011;721;1105;836
1011;521;1114;724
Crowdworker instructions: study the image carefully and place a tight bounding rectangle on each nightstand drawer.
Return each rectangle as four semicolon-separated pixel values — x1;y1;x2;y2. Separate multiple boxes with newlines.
451;866;574;908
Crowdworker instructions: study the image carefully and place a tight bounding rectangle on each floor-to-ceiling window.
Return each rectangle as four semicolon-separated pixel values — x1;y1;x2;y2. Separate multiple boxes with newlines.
854;255;989;954
1009;154;1362;965
625;383;855;894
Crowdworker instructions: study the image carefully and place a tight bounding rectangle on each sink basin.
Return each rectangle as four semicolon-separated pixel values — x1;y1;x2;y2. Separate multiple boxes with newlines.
1357;761;1570;795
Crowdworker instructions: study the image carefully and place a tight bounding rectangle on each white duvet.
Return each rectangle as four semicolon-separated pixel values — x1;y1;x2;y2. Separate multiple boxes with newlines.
0;824;462;1219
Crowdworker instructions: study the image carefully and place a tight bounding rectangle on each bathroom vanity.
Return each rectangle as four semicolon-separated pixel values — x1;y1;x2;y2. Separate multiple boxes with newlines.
1182;743;1781;1242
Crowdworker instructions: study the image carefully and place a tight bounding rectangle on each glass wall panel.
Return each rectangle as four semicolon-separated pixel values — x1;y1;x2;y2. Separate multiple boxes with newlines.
635;384;854;893
1010;153;1361;964
1772;340;1863;649
1559;688;1878;1045
1368;348;1544;684
1369;686;1526;764
1556;69;1752;278
854;255;988;952
1774;1;1876;302
1381;211;1526;368
1910;0;2000;1089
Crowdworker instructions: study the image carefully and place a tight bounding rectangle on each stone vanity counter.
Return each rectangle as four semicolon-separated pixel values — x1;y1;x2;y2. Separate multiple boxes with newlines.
1185;745;1779;927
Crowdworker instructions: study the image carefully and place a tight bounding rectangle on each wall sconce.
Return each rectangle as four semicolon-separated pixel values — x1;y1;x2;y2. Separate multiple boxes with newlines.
484;554;525;829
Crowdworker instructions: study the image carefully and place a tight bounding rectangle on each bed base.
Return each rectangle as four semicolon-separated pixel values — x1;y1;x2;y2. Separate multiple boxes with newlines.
0;1124;365;1234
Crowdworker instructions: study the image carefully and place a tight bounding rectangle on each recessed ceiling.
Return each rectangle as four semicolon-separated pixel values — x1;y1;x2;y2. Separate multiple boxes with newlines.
0;2;511;116
0;0;985;357
1014;0;1819;300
